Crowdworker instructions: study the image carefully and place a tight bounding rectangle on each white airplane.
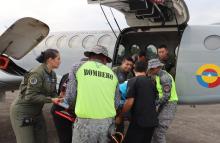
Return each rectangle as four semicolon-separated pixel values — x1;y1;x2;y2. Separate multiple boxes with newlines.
0;17;118;101
1;0;220;105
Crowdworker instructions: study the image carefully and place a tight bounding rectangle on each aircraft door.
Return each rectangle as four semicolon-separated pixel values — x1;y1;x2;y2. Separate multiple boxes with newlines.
87;0;189;27
176;25;220;104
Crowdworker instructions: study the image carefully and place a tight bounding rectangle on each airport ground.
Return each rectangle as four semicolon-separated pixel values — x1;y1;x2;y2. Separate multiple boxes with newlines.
1;91;220;143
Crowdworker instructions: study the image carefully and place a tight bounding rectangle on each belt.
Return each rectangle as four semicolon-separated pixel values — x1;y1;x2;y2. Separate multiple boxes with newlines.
75;117;114;124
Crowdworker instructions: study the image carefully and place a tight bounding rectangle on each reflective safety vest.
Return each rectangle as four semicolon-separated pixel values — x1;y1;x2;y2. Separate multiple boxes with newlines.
75;61;118;119
155;71;178;102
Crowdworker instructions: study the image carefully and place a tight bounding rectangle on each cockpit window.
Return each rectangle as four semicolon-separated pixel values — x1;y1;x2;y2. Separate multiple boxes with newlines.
146;44;157;59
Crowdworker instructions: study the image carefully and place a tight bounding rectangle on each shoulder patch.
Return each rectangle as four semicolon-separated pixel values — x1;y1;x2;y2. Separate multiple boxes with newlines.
163;84;171;93
29;77;38;85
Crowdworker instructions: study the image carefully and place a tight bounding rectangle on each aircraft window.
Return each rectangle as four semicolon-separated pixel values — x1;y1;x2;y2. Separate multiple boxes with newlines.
56;35;67;48
45;35;55;48
116;44;125;64
146;44;157;59
118;44;125;56
68;35;80;48
82;35;96;49
130;44;140;55
204;35;220;50
97;34;113;48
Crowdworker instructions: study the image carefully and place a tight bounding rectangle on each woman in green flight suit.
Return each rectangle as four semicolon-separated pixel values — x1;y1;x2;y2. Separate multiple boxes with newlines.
10;49;61;143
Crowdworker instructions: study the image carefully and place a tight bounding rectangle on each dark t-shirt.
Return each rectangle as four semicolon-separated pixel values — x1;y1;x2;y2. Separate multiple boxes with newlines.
127;76;158;127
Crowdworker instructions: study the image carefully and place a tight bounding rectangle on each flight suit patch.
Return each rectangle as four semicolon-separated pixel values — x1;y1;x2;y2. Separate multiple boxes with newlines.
29;77;38;85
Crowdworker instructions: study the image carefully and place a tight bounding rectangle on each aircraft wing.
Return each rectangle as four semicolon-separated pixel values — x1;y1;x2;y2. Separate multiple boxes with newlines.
88;0;189;27
0;17;49;96
0;17;49;60
0;70;22;91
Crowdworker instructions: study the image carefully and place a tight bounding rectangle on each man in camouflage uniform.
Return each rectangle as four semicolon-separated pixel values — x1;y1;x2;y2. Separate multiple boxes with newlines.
112;56;134;84
148;59;178;143
157;45;176;78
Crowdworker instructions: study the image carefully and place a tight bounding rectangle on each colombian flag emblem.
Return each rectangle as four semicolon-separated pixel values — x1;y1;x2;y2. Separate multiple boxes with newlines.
196;64;220;88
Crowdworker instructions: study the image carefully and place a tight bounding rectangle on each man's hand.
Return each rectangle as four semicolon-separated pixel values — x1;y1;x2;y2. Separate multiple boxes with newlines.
59;91;66;98
51;97;64;104
115;116;123;125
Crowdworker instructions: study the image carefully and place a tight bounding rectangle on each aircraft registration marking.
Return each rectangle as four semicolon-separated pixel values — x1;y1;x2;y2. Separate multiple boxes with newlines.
196;64;220;88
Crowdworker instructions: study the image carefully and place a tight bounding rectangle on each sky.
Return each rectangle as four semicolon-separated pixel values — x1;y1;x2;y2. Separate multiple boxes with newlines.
0;0;220;33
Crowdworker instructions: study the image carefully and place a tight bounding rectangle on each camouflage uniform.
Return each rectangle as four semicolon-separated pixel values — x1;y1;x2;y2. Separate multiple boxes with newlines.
10;63;57;143
151;70;177;143
161;54;176;78
112;66;133;84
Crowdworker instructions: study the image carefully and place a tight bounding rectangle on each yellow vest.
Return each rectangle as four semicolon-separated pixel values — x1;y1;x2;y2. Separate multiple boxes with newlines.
75;61;118;119
155;71;178;102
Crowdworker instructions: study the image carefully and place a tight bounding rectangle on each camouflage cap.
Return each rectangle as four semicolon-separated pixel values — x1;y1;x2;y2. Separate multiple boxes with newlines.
84;45;112;63
147;58;164;70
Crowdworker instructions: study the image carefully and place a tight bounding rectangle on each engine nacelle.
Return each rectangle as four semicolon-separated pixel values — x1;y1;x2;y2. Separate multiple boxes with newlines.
0;55;27;76
0;55;9;70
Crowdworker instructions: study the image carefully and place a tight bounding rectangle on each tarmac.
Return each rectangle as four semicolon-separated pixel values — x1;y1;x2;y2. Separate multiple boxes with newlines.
1;91;220;143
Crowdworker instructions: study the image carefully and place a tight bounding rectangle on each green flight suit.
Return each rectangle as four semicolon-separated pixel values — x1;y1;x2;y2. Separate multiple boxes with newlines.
10;63;57;143
112;66;133;83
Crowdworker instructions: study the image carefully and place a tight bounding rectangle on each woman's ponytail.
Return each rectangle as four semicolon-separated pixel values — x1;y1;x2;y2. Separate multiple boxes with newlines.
36;52;45;63
36;49;59;63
